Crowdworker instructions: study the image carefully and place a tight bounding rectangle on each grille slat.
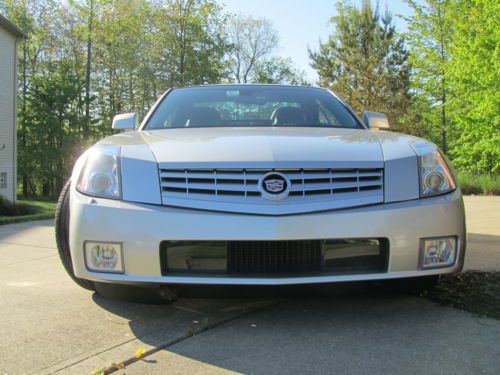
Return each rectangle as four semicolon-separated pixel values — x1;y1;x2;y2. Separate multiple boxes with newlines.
159;166;384;214
289;179;382;192
160;171;261;180
161;188;382;203
162;181;260;192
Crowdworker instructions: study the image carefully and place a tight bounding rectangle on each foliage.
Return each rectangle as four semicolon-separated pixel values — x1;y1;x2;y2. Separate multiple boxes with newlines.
0;0;498;198
0;0;227;199
0;1;307;200
309;0;412;133
457;173;500;195
225;15;307;85
225;15;279;84
309;0;498;176
445;0;500;174
404;0;452;151
0;198;56;224
404;0;499;173
0;196;35;216
254;57;309;85
25;59;86;197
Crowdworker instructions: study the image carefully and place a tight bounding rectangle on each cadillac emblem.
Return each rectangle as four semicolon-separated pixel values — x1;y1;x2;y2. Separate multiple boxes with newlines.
259;172;291;200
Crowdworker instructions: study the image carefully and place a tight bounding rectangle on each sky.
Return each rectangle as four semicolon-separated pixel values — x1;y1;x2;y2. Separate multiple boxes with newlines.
220;0;414;83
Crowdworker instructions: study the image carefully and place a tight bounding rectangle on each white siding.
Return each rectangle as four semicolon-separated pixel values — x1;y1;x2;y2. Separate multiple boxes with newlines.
0;26;17;203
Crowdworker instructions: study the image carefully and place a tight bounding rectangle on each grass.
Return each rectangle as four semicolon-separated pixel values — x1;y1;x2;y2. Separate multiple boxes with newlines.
0;199;56;225
457;173;500;195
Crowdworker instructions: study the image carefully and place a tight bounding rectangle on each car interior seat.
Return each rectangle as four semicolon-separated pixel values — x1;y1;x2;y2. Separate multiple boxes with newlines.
271;107;308;126
185;107;221;127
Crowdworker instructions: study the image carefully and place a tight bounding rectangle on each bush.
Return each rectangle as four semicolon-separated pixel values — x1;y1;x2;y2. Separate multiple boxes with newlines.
0;196;38;217
457;173;500;195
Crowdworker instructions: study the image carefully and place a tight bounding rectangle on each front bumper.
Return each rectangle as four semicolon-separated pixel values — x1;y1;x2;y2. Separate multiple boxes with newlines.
70;189;466;285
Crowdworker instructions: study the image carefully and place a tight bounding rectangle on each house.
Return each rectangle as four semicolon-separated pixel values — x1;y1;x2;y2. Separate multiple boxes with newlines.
0;14;24;203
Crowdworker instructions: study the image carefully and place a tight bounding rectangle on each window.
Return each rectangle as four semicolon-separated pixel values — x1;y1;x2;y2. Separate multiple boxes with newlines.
145;86;361;130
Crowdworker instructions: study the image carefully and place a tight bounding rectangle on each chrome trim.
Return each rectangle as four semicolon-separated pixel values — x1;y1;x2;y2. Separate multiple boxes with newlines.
83;266;461;286
158;165;384;215
258;171;291;200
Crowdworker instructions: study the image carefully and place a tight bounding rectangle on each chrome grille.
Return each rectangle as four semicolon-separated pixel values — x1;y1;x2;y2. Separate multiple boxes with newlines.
158;166;384;215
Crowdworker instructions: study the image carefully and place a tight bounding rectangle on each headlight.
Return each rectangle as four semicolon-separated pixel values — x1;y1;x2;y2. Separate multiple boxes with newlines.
412;141;456;197
77;144;121;199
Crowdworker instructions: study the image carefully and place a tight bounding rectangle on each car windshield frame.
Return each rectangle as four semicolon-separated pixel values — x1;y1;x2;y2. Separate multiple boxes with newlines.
141;85;365;131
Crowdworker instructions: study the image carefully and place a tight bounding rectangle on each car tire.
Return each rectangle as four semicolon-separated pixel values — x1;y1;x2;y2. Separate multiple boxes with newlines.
55;181;176;303
55;180;95;291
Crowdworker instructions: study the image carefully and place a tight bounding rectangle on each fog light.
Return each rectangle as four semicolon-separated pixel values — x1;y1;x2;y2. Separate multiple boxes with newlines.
84;241;124;273
421;237;457;269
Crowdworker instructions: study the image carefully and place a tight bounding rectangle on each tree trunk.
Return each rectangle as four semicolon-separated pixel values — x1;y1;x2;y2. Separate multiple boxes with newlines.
441;77;447;153
84;0;94;141
21;9;28;197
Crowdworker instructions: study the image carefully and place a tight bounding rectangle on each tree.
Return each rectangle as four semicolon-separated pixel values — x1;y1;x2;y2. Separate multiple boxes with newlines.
254;57;308;85
84;0;94;141
226;15;279;83
27;59;86;198
2;0;75;196
404;0;452;152
1;0;231;198
309;0;412;131
405;0;499;173
156;0;228;87
445;0;499;173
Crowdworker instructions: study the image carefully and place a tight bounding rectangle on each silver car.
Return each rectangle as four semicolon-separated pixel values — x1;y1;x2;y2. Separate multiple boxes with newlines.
56;85;466;300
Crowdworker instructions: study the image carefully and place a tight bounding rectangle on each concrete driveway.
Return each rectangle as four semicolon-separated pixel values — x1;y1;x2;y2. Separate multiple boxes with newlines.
0;196;498;375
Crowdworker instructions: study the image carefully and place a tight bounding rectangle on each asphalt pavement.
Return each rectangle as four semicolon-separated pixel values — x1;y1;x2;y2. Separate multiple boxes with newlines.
0;196;498;375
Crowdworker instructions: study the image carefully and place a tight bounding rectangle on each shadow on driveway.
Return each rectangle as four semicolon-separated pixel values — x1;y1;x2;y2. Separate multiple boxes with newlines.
106;282;500;375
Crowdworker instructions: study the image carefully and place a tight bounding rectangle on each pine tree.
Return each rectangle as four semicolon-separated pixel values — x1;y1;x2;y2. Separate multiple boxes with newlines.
309;0;412;132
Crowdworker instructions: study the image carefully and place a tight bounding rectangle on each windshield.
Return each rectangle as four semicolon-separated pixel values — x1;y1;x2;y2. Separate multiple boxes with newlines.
145;85;362;130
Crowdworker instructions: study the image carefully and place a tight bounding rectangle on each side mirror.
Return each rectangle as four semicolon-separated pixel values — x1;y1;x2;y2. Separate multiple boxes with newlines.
112;112;138;130
362;111;389;130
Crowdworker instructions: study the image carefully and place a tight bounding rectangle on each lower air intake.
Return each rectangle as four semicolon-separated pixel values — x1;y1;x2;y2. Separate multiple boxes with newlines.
227;240;322;274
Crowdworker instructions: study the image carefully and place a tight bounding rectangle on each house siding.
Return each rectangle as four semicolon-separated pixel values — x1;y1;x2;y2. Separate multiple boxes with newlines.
0;26;17;202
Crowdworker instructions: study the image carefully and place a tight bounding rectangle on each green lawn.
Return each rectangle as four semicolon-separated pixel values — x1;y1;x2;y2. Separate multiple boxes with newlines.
0;200;57;225
457;173;500;195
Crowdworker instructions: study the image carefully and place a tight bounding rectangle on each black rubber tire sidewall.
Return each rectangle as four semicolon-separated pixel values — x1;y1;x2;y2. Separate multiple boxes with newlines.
55;180;95;291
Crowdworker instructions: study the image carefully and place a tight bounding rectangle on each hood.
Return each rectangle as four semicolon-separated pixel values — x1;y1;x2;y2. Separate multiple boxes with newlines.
96;127;424;208
139;127;384;167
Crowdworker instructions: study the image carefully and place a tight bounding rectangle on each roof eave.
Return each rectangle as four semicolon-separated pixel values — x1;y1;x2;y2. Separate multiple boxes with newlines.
0;13;25;38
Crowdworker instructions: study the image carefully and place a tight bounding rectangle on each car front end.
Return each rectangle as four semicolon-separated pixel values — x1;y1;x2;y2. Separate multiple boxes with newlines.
63;85;466;289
